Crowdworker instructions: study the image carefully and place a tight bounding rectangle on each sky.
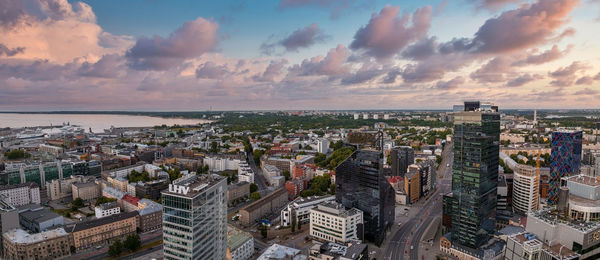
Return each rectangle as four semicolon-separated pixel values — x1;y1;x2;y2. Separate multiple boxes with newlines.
0;0;599;111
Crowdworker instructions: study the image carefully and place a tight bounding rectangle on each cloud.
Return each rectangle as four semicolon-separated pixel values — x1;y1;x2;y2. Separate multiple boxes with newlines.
195;61;231;79
506;73;543;87
253;59;288;82
340;62;386;85
126;17;219;70
350;5;432;59
78;54;125;78
470;57;512;83
260;23;329;54
573;88;599;95
469;0;578;54
0;0;25;26
402;37;437;60
288;44;350;76
0;44;24;56
467;0;521;10
435;76;465;90
512;45;572;66
575;75;594;85
549;61;588;87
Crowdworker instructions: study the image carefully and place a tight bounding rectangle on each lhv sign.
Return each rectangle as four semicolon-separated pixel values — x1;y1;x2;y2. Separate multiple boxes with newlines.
169;184;190;195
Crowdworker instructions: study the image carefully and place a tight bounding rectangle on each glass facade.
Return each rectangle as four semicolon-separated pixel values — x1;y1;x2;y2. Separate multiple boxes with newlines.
446;107;500;249
162;175;227;260
0;160;101;186
335;150;395;246
548;131;582;204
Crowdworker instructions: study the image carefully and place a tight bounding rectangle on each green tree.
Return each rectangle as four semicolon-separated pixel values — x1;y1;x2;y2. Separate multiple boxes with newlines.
3;149;31;160
95;196;117;206
71;198;84;208
249;183;258;193
259;225;268;238
250;192;261;201
210;141;219;153
124;234;141;252
283;170;291;181
108;239;123;257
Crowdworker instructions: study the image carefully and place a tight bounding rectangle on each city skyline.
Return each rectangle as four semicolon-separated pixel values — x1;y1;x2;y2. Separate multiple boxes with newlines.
1;0;600;111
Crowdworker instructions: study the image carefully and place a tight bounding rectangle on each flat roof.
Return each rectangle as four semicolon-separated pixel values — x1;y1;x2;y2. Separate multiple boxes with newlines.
3;228;69;244
227;225;252;251
241;188;287;212
20;208;62;223
162;174;225;198
566;175;600;187
71;211;138;232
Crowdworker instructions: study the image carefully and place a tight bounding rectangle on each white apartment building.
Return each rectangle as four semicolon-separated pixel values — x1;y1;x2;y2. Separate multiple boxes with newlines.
204;156;241;172
281;195;335;227
94;202;121;219
238;162;254;184
512;165;539;215
0;182;40;207
227;225;254;260
310;201;363;244
106;163;145;179
317;139;329;154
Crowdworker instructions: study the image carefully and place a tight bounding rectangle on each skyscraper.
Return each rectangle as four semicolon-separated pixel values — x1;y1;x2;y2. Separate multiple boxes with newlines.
335;150;395;246
162;174;227;260
390;146;414;177
548;130;582;204
443;101;500;249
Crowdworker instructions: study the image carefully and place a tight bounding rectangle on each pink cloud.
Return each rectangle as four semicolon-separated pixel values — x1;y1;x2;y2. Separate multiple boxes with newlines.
350;5;432;59
126;17;219;70
549;61;588;87
288;44;350;76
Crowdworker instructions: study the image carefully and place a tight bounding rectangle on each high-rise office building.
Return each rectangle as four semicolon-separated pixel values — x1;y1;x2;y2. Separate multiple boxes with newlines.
548;130;582;204
443;101;500;249
390;146;414;177
335;150;395;246
162;174;227;260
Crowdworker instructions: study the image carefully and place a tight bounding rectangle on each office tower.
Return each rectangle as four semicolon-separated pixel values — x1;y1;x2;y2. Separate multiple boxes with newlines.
443;101;500;249
548;131;582;204
335;150;395;246
390;146;414;177
162;174;227;260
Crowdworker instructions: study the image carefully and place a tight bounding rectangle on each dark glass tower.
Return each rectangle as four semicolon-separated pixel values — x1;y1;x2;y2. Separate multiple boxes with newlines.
390;146;414;177
335;150;395;246
443;101;500;249
548;130;582;204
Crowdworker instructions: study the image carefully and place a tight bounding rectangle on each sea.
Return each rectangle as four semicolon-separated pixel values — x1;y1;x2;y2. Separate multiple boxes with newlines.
0;113;211;133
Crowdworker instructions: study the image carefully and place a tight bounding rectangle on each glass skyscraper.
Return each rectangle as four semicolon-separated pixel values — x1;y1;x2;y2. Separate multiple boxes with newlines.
162;174;227;260
335;150;395;246
548;130;582;204
443;101;500;249
390;146;414;177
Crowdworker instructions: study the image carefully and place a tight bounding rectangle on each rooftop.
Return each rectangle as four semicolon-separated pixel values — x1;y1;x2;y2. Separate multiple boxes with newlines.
3;228;69;244
71;211;138;232
72;182;97;188
138;198;162;215
19;206;62;223
529;207;600;233
257;244;306;260
242;188;288;212
227;225;253;251
0;182;39;191
510;232;578;260
97;201;118;210
162;173;225;198
313;201;362;218
565;174;600;187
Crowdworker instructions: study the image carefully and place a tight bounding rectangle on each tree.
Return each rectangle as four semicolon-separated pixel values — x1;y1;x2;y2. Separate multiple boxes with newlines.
250;192;261;201
259;225;268;238
71;198;84;208
124;234;141;252
283;170;291;181
95;196;117;206
297;220;302;230
210;141;219;153
108;239;123;257
3;149;31;160
249;183;258;193
196;165;209;174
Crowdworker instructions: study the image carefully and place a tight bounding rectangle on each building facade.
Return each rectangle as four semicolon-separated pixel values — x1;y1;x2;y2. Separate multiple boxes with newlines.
309;201;363;244
0;182;40;207
281;195;335;227
94;201;120;219
549;131;582;204
227;225;254;260
70;211;138;251
162;174;227;260
390;146;414;177
239;188;288;227
335;150;395;246
2;228;72;260
512;165;539;215
443;101;500;249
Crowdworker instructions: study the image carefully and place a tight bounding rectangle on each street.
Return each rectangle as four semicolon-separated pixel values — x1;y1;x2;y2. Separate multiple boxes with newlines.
380;142;453;260
246;149;268;191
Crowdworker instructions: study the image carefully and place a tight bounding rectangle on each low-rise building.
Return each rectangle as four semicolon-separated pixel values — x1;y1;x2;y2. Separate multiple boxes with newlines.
238;162;254;184
18;204;64;233
108;176;129;192
46;175;95;201
2;228;72;260
309;201;363;244
257;244;306;260
308;242;369;260
70;211;138;251
227;225;254;260
72;181;100;201
505;232;578;260
281;196;335;227
0;182;40;207
94;201;120;219
239;188;288;226
227;182;250;206
134;179;168;201
137;198;162;233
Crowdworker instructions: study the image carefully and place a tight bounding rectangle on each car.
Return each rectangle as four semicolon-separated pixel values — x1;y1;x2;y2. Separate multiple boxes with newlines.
447;163;450;167
96;245;102;249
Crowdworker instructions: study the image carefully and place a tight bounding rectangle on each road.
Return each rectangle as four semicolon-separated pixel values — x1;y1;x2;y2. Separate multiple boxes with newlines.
246;149;268;190
382;142;453;260
70;230;163;260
